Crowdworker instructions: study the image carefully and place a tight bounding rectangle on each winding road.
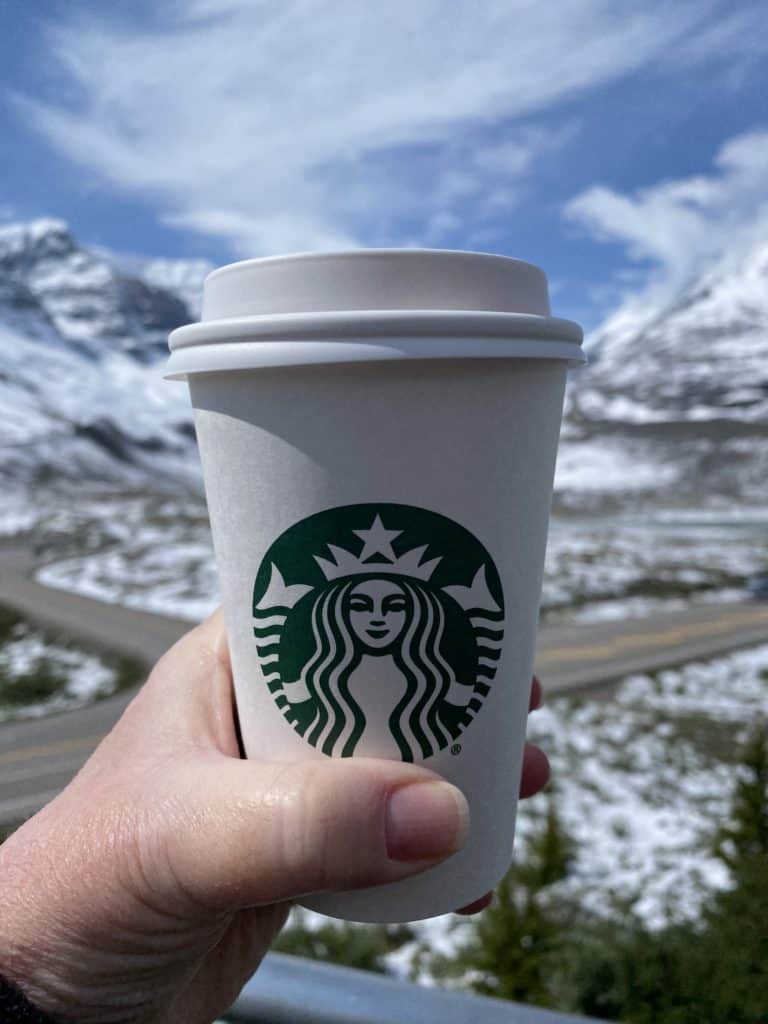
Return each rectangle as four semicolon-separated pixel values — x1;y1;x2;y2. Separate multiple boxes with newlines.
2;541;768;826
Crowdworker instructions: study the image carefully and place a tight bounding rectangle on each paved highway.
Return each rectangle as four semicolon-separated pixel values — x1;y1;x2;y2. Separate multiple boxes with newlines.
2;542;768;826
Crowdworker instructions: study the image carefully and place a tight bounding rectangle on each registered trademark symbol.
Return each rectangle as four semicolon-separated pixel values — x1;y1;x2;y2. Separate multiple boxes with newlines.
450;743;462;756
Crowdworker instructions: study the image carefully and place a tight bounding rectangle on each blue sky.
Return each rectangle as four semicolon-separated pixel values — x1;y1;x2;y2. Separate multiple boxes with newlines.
2;0;767;330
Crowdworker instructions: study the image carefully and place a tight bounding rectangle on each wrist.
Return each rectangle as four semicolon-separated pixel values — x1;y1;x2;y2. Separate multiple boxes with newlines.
0;835;90;1024
0;929;75;1023
0;971;63;1023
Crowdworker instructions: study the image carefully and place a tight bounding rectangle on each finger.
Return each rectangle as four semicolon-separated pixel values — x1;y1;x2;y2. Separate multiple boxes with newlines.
175;605;231;680
108;607;239;757
529;675;543;712
520;742;550;798
149;606;231;698
156;757;470;913
455;891;493;915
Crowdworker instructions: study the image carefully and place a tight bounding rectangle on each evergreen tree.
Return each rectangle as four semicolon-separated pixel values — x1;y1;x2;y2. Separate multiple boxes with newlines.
687;856;768;1024
273;916;414;974
569;727;768;1024
689;727;768;1023
714;728;768;868
430;799;575;1007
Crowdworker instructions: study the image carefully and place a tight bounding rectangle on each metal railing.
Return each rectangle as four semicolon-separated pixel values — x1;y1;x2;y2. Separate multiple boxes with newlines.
225;954;608;1024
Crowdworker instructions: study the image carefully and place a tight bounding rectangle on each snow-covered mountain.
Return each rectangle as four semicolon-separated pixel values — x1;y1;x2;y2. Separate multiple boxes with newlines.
0;219;197;360
139;258;211;319
574;238;768;425
0;219;204;498
557;236;768;510
1;217;766;518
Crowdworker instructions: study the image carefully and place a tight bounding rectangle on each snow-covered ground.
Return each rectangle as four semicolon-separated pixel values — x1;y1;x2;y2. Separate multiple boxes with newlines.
519;646;768;930
0;493;38;537
554;439;681;494
31;492;218;621
542;514;763;620
0;626;121;723
282;642;768;978
30;497;764;626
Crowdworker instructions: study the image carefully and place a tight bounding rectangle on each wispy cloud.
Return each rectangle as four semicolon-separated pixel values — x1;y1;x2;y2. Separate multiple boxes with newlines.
565;128;768;328
14;0;764;255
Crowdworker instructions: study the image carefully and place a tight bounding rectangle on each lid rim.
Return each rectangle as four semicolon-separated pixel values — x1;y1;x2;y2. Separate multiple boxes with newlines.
165;335;587;380
170;309;583;351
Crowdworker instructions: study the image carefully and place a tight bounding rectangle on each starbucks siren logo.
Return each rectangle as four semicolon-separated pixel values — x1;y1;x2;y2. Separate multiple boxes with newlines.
252;503;504;762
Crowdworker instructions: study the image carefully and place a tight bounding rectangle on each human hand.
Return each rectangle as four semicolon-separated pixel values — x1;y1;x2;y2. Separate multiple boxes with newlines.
0;610;550;1024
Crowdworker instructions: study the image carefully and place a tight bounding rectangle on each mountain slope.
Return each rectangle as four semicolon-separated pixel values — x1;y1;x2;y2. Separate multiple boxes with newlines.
557;236;768;510
574;238;768;424
0;219;202;496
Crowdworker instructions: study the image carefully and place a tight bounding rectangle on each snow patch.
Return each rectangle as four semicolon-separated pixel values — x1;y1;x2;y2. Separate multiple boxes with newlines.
0;631;118;723
555;441;679;493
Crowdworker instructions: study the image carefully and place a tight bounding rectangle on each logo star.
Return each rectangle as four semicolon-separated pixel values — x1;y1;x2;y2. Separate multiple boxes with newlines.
354;514;402;563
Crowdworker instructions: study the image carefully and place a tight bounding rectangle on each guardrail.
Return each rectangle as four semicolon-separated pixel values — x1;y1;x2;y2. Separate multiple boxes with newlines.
225;953;608;1024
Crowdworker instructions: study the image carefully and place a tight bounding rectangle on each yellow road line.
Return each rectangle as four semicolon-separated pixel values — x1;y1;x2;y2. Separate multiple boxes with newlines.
538;608;768;665
0;734;103;767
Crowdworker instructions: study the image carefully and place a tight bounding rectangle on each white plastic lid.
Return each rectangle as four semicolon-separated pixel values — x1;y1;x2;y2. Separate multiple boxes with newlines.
166;249;584;377
201;248;551;319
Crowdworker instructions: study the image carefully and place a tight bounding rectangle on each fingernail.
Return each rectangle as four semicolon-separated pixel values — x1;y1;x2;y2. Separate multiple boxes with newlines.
457;891;494;915
385;782;470;862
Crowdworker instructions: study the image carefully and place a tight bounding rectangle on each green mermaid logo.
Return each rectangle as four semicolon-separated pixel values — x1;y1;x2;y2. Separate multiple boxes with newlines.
252;503;504;762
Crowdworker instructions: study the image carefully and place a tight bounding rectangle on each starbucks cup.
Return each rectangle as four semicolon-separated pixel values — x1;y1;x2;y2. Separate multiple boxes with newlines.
166;249;584;923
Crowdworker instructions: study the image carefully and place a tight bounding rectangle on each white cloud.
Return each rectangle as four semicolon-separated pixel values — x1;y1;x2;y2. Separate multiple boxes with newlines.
14;0;765;255
565;127;768;328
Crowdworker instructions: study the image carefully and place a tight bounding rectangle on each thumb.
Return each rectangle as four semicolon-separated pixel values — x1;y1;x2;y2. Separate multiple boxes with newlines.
158;756;470;912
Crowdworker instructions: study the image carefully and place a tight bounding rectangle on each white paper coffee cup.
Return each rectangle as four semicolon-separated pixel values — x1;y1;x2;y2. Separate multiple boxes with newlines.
166;249;584;923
